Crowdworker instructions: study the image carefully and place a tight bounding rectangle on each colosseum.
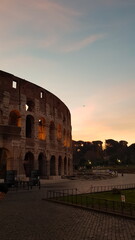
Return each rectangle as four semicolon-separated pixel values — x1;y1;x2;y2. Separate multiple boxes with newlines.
0;70;73;180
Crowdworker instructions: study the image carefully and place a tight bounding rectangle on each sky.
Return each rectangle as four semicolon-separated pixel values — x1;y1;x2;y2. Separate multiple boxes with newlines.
0;0;135;146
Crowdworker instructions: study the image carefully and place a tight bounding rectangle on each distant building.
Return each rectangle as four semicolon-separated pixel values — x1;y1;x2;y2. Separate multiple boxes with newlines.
0;70;73;179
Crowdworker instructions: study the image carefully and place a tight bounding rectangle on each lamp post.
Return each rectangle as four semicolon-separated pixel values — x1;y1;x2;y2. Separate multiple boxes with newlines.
88;160;92;170
117;159;121;164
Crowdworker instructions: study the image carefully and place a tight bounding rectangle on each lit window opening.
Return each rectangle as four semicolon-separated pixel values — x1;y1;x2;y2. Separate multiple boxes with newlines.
25;104;29;111
39;119;42;124
38;117;46;140
25;100;35;112
40;91;43;99
12;81;17;89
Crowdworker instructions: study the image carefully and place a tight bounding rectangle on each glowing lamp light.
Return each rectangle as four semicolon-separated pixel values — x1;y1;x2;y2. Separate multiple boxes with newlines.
117;159;121;163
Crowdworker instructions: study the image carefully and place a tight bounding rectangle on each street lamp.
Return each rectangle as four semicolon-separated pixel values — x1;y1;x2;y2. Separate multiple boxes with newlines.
117;159;121;164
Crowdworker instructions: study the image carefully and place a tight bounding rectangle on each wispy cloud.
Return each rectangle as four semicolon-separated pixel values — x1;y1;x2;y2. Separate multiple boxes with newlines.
0;0;81;32
0;0;83;53
60;34;105;53
35;0;81;16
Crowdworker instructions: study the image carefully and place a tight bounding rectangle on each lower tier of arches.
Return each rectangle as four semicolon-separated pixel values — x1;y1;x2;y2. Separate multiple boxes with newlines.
0;148;73;179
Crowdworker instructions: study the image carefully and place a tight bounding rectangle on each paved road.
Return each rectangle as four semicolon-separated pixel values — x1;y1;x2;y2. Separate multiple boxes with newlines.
42;173;135;194
0;174;135;240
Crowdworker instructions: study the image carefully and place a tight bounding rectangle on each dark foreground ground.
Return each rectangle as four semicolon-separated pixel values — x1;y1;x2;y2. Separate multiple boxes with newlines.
0;174;135;240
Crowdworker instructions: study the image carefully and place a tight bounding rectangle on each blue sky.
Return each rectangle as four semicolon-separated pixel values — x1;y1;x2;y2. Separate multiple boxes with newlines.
0;0;135;145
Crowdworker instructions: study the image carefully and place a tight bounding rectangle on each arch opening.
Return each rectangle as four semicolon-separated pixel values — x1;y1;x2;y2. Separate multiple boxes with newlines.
38;117;46;140
64;157;67;175
25;100;35;112
38;153;46;177
26;115;34;138
9;110;21;127
23;152;34;177
0;148;7;179
58;156;62;176
0;148;11;179
68;158;71;175
63;129;66;146
57;124;62;141
49;121;55;141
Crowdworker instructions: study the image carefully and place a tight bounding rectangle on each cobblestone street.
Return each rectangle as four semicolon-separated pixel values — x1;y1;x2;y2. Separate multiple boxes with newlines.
0;174;135;240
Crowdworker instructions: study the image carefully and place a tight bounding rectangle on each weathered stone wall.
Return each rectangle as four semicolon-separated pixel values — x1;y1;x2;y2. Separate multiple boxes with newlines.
0;70;73;179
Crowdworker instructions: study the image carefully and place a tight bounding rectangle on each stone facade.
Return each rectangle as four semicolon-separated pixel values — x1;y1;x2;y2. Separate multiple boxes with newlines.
0;70;73;179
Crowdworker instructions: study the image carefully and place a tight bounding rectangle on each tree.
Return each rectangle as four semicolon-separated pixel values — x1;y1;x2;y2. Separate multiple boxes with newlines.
127;144;135;165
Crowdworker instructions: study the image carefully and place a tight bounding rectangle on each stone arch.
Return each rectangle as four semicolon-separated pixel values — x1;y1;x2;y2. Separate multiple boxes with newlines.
50;155;56;176
25;100;35;112
57;124;62;141
38;152;47;178
23;152;34;177
49;121;55;141
38;117;46;140
26;115;34;138
0;148;11;179
63;128;66;146
68;157;71;175
67;131;70;147
9;110;21;127
58;156;62;175
64;156;67;175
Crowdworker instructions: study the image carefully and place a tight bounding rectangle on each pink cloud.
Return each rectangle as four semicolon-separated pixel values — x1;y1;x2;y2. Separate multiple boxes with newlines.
61;34;105;53
35;0;81;16
0;0;81;32
0;0;83;53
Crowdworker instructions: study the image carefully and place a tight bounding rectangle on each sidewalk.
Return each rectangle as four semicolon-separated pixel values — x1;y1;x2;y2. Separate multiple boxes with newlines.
41;173;135;194
0;174;135;240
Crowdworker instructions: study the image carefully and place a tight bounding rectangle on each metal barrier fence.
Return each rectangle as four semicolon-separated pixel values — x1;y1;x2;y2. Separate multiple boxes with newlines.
7;180;41;191
47;188;78;199
88;183;135;193
46;183;135;218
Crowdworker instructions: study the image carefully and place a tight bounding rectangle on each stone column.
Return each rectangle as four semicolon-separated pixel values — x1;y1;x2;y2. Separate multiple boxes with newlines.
46;159;50;178
34;157;38;170
61;157;64;176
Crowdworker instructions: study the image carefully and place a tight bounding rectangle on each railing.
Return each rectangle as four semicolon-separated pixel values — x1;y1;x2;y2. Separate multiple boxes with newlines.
46;184;135;218
7;181;30;191
7;180;41;191
47;188;78;199
88;183;135;193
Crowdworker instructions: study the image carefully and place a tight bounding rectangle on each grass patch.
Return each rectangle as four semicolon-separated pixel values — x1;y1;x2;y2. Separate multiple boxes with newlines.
51;189;135;216
88;189;135;203
57;189;135;204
